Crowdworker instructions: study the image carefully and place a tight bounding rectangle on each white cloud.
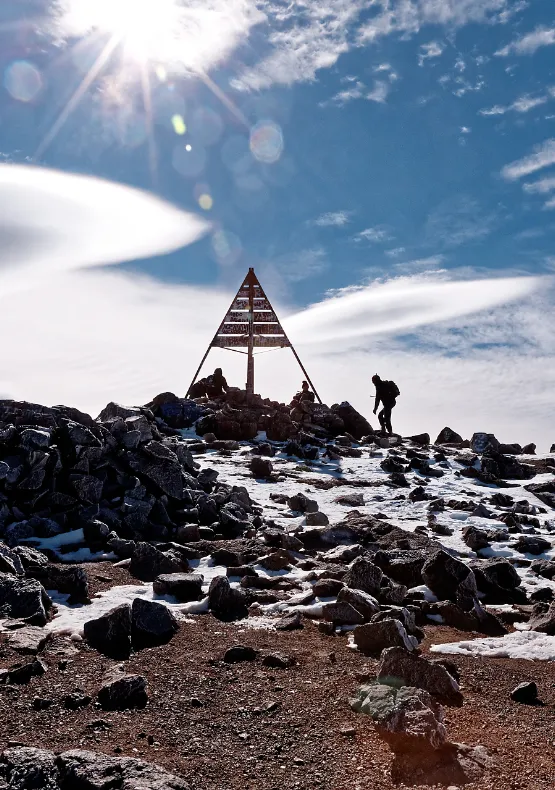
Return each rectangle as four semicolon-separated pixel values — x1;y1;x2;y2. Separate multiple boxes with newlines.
0;164;208;290
233;0;513;91
366;80;391;103
313;210;353;227
480;94;548;116
501;139;555;180
460;126;471;134
545;196;555;210
496;25;555;57
285;273;540;345
523;176;555;194
418;41;444;66
353;226;392;243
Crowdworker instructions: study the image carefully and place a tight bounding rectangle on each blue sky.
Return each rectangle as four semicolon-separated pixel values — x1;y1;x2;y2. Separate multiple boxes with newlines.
0;0;554;443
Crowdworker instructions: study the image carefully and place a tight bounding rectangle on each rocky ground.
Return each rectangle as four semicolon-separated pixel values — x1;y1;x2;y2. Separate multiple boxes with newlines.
0;391;554;788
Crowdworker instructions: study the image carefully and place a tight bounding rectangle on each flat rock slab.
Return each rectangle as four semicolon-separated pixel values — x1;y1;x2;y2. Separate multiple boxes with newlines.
5;627;53;655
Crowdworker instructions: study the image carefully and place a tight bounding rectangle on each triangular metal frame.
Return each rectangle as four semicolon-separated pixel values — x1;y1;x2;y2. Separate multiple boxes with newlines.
186;267;322;403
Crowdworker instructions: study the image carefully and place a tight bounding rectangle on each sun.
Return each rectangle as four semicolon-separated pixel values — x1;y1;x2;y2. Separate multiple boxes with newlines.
64;0;184;63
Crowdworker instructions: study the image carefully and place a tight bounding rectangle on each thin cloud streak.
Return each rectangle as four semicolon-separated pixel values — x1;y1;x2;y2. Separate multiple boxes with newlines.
496;25;555;57
501;139;555;180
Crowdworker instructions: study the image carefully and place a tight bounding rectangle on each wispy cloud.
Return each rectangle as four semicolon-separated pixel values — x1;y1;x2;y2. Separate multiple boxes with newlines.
366;80;391;103
545;196;555;210
501;139;555;180
523;176;555;194
424;196;497;248
321;66;398;107
234;0;515;91
353;226;392;243
418;41;444;66
313;210;353;227
272;247;329;282
496;25;555;57
480;94;548;116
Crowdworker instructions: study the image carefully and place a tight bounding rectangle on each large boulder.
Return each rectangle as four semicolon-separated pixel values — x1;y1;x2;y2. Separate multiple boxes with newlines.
337;587;380;620
0;573;52;626
330;402;372;440
377;647;463;706
153;573;204;602
351;683;446;752
469;558;526;605
127;442;185;499
482;450;535;481
353;619;418;655
471;433;499;453
343;557;383;598
208;576;248;621
131;598;179;649
435;427;463;445
372;549;427;588
130;542;188;582
529;603;555;635
322;601;365;625
83;603;132;659
524;481;555;509
422;550;477;608
0;747;190;789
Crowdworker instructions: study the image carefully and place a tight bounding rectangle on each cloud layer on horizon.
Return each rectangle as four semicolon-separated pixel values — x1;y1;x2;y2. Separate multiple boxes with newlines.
0;263;551;448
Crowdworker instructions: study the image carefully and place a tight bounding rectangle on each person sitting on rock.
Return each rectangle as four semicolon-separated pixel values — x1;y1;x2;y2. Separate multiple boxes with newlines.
372;374;400;436
205;368;229;399
290;381;315;424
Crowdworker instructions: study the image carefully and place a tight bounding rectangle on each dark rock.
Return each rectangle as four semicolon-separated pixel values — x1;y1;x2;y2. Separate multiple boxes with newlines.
64;693;92;710
208;576;248;621
343;557;383;597
511;535;551;556
408;486;432;503
529;602;555;635
276;611;303;631
531;559;555;580
287;493;319;513
223;645;258;663
353;619;417;655
510;681;538;704
322;601;365;625
305;511;329;526
377;647;463;706
5;627;52;655
59;747;189;789
262;652;295;668
0;658;46;685
330;402;372;439
131;598;179;649
521;443;536;455
250;456;273;479
421;550;477;608
313;578;344;597
153;573;204;602
97;673;148;710
337;587;380;620
471;433;499;453
335;492;365;507
435;427;463;445
0;747;59;788
0;574;52;626
462;525;491;551
28;565;89;605
372;549;427;588
130;542;188;582
407;433;430;446
469;558;526;605
524;481;555;509
83;603;132;659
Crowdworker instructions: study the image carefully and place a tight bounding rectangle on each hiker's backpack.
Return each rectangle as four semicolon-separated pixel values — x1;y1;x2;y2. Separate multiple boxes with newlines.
383;380;400;400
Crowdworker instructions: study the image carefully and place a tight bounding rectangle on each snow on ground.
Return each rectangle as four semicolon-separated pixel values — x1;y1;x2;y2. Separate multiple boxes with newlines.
195;441;555;656
21;528;116;563
430;631;555;661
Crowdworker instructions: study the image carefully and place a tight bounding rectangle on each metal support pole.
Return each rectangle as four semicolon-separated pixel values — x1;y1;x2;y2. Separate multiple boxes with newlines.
289;344;323;405
186;346;212;399
246;268;255;395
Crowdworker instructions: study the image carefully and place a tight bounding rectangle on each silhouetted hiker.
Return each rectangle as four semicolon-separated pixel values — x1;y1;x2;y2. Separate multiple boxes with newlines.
372;374;400;435
205;368;228;399
290;381;315;423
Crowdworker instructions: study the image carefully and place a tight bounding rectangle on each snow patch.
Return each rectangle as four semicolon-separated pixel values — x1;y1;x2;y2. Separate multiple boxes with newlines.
431;630;555;661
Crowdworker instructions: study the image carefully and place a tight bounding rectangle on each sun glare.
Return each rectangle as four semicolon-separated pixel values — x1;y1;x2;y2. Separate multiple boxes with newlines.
66;0;183;62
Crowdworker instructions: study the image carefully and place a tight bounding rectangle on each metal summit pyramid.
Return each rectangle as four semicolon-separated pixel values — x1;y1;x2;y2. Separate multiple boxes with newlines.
187;268;321;401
